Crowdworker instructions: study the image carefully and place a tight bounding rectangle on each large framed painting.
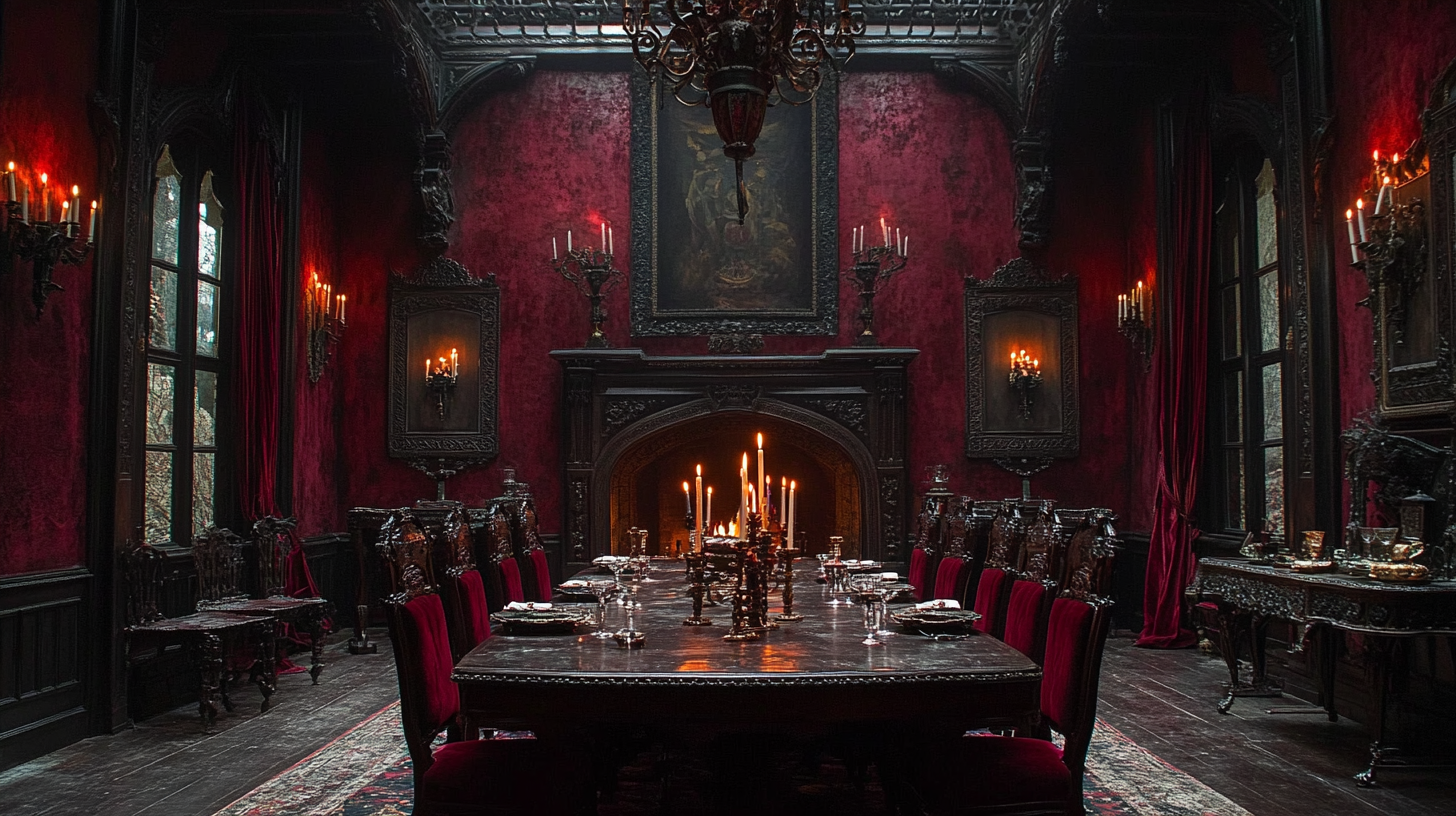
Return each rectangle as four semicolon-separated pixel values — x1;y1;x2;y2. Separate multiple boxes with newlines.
629;71;838;336
964;258;1080;462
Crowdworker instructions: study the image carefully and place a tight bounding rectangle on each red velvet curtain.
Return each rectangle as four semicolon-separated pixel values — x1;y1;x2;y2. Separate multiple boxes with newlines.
1137;95;1211;649
235;93;283;523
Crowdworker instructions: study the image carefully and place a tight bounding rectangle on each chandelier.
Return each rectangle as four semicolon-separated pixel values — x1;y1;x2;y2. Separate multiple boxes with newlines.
623;0;864;223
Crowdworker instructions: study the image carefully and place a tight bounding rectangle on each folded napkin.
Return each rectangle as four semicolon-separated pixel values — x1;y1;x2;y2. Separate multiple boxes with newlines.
879;572;900;581
558;580;589;589
916;599;961;610
504;602;553;611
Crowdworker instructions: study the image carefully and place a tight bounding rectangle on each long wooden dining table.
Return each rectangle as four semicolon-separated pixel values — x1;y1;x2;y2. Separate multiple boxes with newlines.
451;562;1042;740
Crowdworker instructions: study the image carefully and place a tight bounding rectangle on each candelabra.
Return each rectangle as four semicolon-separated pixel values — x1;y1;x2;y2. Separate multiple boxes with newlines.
1008;348;1042;421
4;198;93;316
1346;149;1429;346
550;231;623;349
424;348;460;419
1116;280;1153;369
774;547;803;622
304;272;346;382
844;222;908;347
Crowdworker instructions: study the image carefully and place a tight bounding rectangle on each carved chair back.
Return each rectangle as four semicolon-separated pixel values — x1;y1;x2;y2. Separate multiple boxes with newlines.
1061;509;1119;601
122;537;168;628
377;511;438;605
440;506;476;577
985;501;1026;570
250;515;299;598
1019;505;1063;582
192;525;247;608
942;504;970;558
435;506;494;659
479;503;525;606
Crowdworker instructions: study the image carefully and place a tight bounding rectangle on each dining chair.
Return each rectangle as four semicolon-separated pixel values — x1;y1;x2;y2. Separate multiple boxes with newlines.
435;506;494;661
891;588;1116;815
504;497;554;603
971;502;1024;638
377;510;587;816
909;507;938;603
932;511;974;605
481;503;526;608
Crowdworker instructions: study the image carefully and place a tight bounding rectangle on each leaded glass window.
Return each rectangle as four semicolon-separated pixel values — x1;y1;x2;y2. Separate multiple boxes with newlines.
1210;154;1286;541
143;144;227;546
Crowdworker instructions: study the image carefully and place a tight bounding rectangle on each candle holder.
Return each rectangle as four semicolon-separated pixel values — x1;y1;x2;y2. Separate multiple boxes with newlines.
683;552;712;625
304;273;346;383
773;546;803;622
550;242;624;349
1007;349;1042;421
1347;150;1429;347
844;242;908;347
425;355;459;419
3;201;92;316
1116;282;1153;370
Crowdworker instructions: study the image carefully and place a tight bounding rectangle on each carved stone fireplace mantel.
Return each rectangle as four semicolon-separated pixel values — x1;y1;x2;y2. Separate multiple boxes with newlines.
551;348;918;571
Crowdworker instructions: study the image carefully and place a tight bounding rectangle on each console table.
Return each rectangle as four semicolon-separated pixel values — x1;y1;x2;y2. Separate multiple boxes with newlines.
1187;557;1456;784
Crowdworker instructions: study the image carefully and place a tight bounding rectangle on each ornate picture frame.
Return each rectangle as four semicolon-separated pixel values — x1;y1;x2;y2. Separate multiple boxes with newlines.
387;257;501;463
628;71;839;336
964;258;1080;461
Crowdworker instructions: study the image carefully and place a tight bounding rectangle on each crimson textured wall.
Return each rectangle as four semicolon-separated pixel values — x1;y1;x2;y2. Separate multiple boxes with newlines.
0;0;100;575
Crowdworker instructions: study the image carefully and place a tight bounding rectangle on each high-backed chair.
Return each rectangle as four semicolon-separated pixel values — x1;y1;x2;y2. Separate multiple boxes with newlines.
971;501;1025;639
1060;509;1119;599
1001;506;1064;666
193;523;332;683
909;507;939;603
931;507;975;606
122;537;277;727
480;503;526;608
502;496;553;603
377;511;584;815
435;506;494;660
892;573;1117;815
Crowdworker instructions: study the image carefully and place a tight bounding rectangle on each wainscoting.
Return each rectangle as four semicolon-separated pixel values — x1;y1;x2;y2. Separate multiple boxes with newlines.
0;568;92;770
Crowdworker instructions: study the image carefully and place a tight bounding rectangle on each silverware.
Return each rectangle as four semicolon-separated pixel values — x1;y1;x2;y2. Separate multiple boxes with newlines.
917;630;971;642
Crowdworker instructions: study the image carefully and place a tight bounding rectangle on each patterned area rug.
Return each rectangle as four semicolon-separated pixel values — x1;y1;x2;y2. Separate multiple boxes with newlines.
213;704;1253;816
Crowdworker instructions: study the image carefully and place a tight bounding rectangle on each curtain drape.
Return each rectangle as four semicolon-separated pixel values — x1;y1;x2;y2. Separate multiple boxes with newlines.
235;92;283;524
1137;94;1211;649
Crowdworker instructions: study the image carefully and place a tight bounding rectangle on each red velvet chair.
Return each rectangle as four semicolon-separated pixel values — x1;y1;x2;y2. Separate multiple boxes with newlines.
932;556;973;606
377;511;586;816
480;504;526;608
970;566;1011;639
895;591;1116;816
908;508;938;603
434;507;494;661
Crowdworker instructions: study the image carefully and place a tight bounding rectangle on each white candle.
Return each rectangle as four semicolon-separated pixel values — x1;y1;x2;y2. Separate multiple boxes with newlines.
451;347;458;376
69;185;80;224
40;173;49;222
338;294;346;324
1356;198;1367;242
684;481;692;519
553;236;558;260
739;454;748;536
88;200;97;243
1346;209;1359;263
601;222;606;253
4;163;14;201
756;433;765;518
425;358;430;379
695;465;703;549
706;487;713;532
567;230;572;253
903;236;908;257
608;225;613;256
787;480;796;549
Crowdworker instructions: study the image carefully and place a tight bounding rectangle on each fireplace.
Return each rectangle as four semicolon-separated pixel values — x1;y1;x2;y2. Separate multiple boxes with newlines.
551;348;917;570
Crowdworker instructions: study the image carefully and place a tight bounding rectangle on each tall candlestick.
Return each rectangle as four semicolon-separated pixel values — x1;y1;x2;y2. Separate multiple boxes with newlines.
88;200;98;243
69;185;80;224
450;348;458;375
787;480;796;549
695;465;704;550
706;487;713;532
608;225;613;256
739;454;748;537
40;173;49;222
756;433;765;519
1346;209;1359;263
4;163;14;202
553;236;558;260
1356;198;1367;242
567;230;572;253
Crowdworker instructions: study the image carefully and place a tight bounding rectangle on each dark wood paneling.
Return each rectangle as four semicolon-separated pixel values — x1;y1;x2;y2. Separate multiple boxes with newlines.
0;569;92;772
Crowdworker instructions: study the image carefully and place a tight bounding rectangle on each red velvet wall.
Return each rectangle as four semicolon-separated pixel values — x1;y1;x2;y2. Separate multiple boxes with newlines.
1329;0;1456;435
293;131;344;536
331;68;1149;536
0;0;100;575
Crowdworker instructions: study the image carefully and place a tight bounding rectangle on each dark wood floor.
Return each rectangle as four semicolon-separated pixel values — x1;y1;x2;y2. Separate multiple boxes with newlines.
0;630;1452;816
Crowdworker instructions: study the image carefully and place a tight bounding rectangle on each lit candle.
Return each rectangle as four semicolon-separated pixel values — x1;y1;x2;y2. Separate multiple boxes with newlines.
739;453;748;536
61;201;69;223
601;221;606;252
695;465;704;549
451;347;458;376
749;484;757;515
425;358;431;379
40;173;49;222
69;185;80;224
781;476;787;523
881;217;888;247
88;200;97;243
787;480;796;549
756;433;765;518
684;481;692;516
1136;281;1144;317
1345;209;1359;263
1356;198;1367;242
4;162;14;201
706;487;713;532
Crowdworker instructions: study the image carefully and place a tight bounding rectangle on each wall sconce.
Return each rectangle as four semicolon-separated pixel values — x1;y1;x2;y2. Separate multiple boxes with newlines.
304;270;346;382
424;347;460;419
1117;279;1153;369
549;222;623;348
1008;348;1042;421
844;216;909;347
3;164;96;316
1345;149;1429;344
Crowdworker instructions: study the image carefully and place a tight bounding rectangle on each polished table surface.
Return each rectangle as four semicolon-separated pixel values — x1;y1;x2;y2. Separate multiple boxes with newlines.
452;564;1041;737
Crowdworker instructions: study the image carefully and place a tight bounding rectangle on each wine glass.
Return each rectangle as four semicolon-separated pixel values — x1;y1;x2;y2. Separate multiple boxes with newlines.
851;575;882;646
585;579;617;639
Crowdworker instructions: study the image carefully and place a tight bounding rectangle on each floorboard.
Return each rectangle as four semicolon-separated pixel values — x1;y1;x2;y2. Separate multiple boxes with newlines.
0;629;1451;815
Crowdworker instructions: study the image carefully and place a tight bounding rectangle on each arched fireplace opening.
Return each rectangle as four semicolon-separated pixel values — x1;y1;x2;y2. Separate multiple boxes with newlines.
602;409;867;559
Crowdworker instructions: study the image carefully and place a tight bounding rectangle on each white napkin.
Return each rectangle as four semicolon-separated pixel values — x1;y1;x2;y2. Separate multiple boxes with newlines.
879;572;900;581
916;599;961;610
559;580;589;589
504;602;552;611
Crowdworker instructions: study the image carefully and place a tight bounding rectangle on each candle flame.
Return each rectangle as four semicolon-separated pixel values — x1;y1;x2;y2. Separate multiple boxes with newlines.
1373;150;1380;161
39;173;46;184
757;433;763;449
90;200;97;209
1383;175;1391;185
683;481;690;492
5;162;12;172
790;480;796;489
1357;198;1365;209
71;185;79;196
728;520;738;537
707;486;712;495
696;464;701;476
1346;209;1353;219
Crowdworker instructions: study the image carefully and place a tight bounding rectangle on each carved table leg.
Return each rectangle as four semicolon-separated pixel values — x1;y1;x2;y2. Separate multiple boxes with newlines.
194;632;223;729
253;621;277;712
307;605;330;684
1355;637;1396;787
1316;624;1339;722
349;602;377;654
1215;606;1283;714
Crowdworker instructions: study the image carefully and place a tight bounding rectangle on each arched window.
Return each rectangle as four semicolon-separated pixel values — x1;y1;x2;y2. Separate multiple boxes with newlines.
1208;153;1285;542
143;143;229;545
